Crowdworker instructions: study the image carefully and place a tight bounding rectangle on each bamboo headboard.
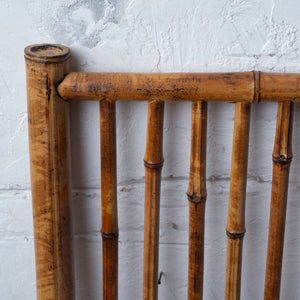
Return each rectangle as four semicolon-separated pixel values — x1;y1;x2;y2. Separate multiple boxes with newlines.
25;44;296;300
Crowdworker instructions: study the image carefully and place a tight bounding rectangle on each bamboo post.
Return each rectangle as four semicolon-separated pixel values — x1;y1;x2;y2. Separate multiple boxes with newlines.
143;100;164;300
264;102;294;300
187;101;207;300
225;102;251;300
25;44;74;299
100;99;119;300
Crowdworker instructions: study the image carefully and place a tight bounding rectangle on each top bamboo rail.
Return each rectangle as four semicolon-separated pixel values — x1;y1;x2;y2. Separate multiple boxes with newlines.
57;71;300;102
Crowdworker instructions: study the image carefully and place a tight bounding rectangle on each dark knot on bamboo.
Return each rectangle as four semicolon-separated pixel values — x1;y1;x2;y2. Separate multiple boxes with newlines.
272;154;293;165
187;192;207;204
143;160;164;169
101;231;119;239
226;230;246;240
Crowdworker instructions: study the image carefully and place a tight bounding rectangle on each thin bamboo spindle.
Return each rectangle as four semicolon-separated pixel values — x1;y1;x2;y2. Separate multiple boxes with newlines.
187;101;207;300
143;100;165;300
225;102;251;300
264;102;294;300
25;44;74;299
100;99;119;300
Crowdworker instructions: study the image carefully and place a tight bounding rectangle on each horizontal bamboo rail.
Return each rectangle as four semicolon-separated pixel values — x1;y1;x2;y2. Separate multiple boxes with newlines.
57;71;300;103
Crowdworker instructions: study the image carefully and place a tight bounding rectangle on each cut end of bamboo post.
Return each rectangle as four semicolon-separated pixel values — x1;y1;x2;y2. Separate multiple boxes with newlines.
24;44;70;62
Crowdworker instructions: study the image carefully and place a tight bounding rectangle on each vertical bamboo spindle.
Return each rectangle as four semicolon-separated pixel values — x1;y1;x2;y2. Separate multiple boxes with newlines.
264;102;294;300
25;44;74;299
186;101;207;300
225;102;251;300
143;100;165;300
100;99;119;300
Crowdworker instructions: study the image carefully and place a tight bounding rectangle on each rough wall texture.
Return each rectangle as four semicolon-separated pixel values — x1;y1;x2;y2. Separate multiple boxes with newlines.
1;0;300;299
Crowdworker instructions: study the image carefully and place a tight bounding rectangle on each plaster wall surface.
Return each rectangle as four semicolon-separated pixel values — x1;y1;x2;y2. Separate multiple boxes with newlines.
1;0;300;299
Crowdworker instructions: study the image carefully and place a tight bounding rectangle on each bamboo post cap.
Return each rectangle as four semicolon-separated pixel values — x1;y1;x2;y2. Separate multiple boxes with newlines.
24;44;70;62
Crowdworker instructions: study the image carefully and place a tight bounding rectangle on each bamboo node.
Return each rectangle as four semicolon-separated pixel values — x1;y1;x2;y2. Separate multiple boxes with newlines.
226;230;245;240
144;160;164;169
253;71;261;103
272;154;293;164
101;231;119;239
187;193;207;204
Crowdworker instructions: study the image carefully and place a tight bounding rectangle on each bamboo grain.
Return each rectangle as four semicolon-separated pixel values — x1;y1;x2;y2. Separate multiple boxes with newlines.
264;102;294;300
143;100;164;300
100;99;119;300
25;44;74;299
57;71;300;103
225;102;251;300
260;73;300;102
57;72;255;102
25;43;300;300
187;101;207;300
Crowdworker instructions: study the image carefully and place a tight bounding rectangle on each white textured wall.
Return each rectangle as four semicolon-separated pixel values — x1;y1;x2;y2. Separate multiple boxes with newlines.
1;0;300;299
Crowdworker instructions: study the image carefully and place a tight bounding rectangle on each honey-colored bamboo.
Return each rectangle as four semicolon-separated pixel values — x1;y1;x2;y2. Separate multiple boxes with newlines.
57;72;254;102
187;101;207;300
260;73;300;102
25;42;300;300
143;100;164;300
57;71;300;103
225;102;251;300
264;102;294;300
100;99;119;300
25;44;74;299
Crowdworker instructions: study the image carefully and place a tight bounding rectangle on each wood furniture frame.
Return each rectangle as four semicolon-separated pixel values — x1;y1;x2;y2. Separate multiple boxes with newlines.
25;44;297;300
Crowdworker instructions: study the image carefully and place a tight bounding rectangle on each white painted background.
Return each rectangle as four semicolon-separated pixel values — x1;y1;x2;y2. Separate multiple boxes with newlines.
1;0;300;299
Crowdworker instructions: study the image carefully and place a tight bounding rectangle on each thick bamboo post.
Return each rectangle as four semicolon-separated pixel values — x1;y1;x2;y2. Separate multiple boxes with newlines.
143;100;164;300
264;102;294;300
25;44;74;299
187;101;207;300
225;102;251;300
100;99;119;300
